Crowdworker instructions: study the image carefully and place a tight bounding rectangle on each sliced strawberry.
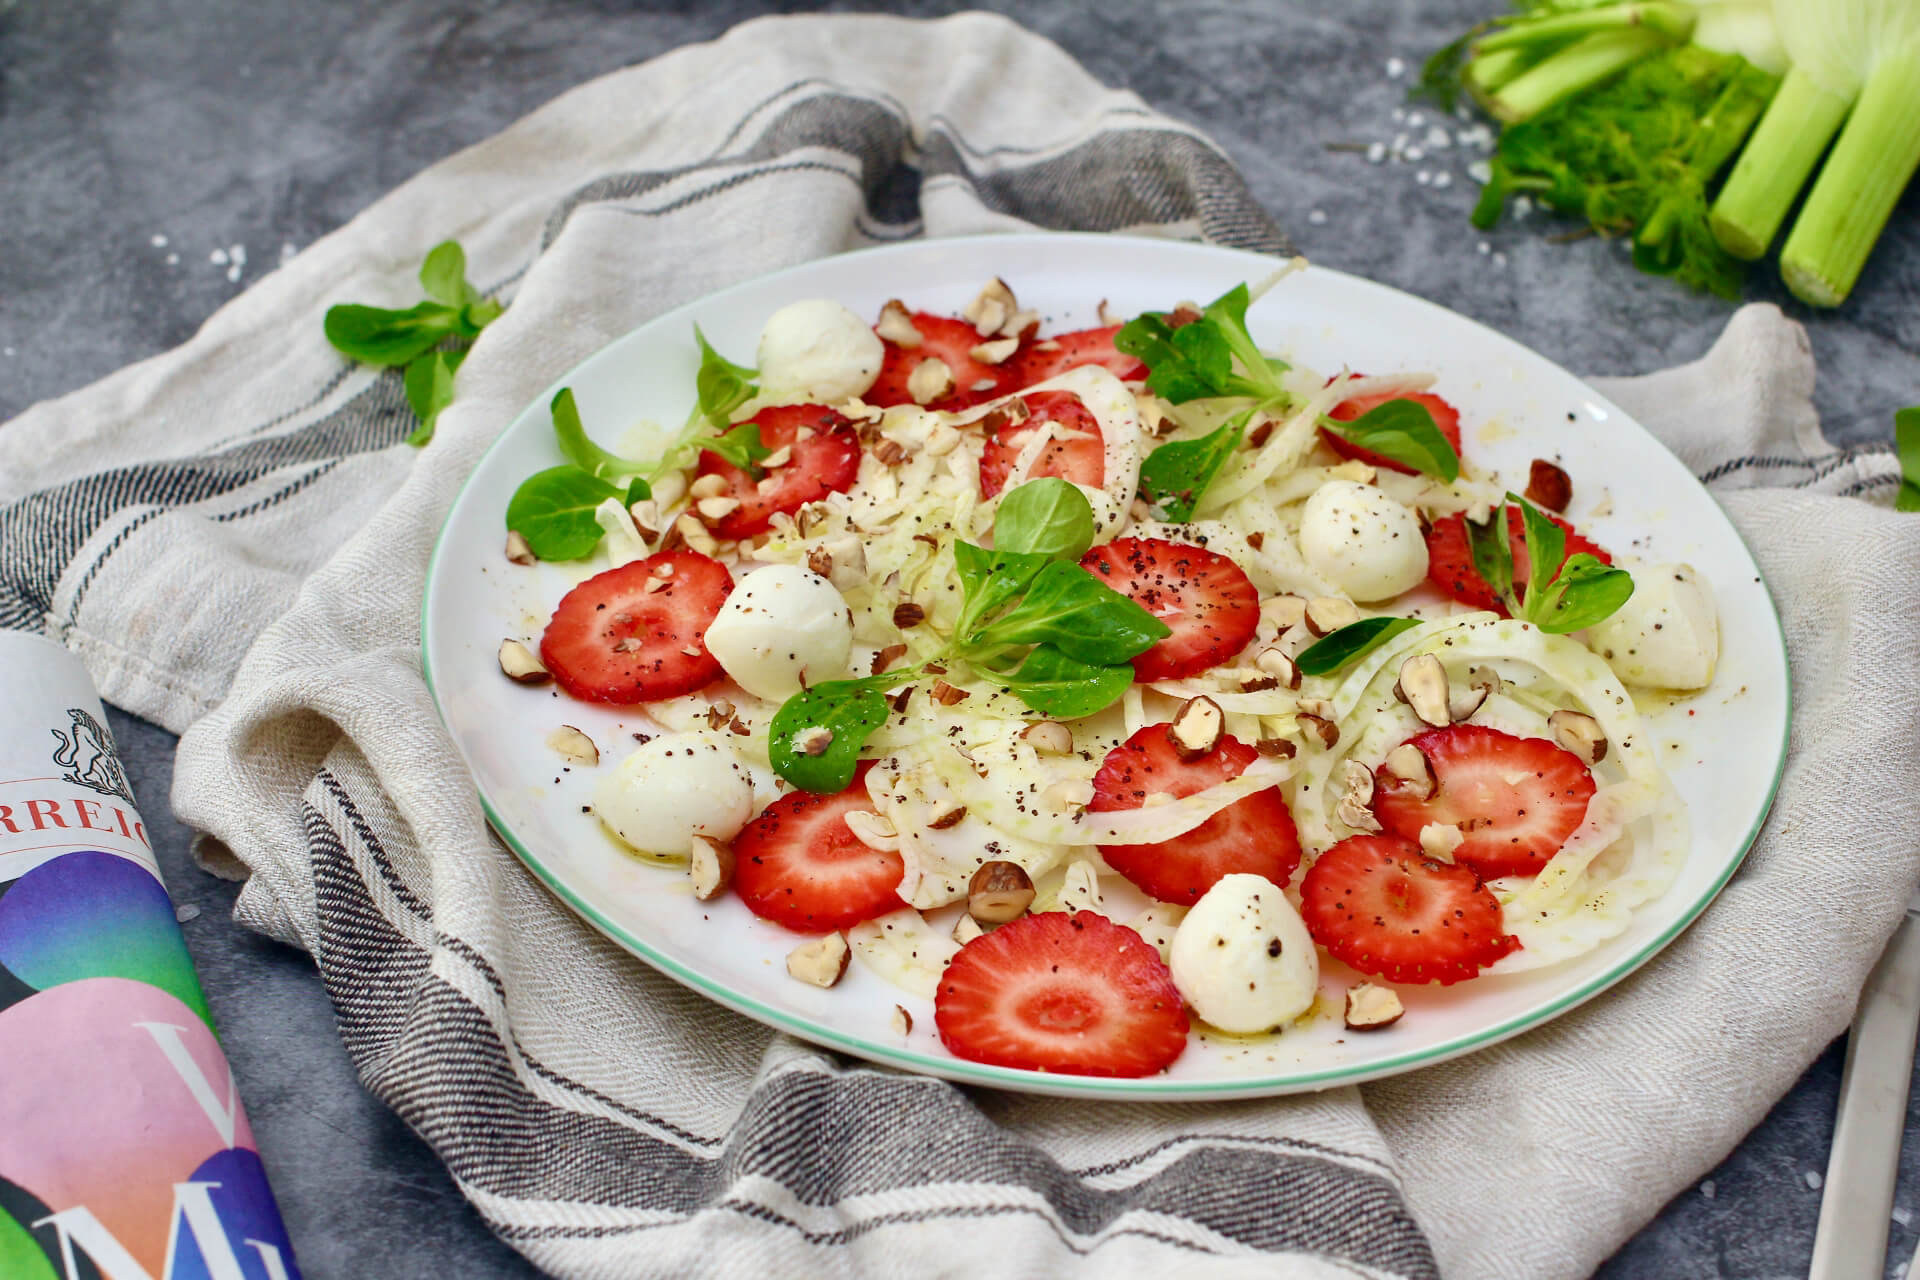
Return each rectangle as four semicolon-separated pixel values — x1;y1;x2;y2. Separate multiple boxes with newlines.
1299;834;1520;986
1090;724;1302;905
1424;507;1615;614
1321;387;1464;475
935;911;1189;1077
1079;537;1259;681
1002;324;1146;390
733;771;904;933
866;312;1008;411
694;404;860;539
1372;724;1596;879
978;390;1106;498
539;550;731;703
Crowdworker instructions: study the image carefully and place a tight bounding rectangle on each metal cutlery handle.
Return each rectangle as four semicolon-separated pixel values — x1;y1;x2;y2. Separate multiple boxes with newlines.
1809;913;1920;1280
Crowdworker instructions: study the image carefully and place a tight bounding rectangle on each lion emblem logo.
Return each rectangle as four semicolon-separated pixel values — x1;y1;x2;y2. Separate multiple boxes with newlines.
50;708;134;803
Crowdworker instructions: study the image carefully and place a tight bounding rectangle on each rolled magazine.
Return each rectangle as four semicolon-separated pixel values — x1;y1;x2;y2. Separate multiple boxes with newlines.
0;632;301;1280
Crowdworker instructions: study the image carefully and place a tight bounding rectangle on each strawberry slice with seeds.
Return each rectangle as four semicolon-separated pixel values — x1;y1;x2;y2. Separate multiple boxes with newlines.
694;403;860;539
935;911;1189;1077
1299;834;1520;986
978;390;1106;498
1372;724;1597;879
1079;537;1259;681
539;550;732;703
1321;387;1464;475
1090;724;1302;904
866;312;1008;411
733;770;904;933
1424;507;1614;614
1002;324;1146;390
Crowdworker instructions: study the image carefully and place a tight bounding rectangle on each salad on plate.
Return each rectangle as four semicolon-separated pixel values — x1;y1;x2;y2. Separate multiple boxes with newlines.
488;266;1721;1079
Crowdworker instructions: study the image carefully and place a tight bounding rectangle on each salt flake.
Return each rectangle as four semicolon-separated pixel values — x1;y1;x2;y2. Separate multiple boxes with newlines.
150;233;168;248
210;248;228;265
1386;57;1406;78
1308;209;1328;226
1366;142;1387;164
1700;1179;1716;1199
1433;172;1453;189
1804;1170;1823;1190
175;903;202;923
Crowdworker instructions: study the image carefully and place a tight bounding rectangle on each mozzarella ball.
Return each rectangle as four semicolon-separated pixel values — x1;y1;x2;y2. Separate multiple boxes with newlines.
756;300;885;403
1587;562;1719;689
592;732;755;857
1297;479;1429;603
1168;873;1319;1033
704;564;853;700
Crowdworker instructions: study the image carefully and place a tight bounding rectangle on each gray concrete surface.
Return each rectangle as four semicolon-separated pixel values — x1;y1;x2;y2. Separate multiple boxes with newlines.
7;1;1919;1275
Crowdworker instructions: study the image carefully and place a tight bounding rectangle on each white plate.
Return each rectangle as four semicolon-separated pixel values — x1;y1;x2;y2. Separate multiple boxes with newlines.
422;233;1789;1100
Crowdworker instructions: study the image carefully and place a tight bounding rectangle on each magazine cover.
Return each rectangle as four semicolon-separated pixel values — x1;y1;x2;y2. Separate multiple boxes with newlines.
0;632;300;1280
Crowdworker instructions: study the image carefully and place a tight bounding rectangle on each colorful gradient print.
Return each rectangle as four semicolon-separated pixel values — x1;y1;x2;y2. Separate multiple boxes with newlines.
0;851;300;1278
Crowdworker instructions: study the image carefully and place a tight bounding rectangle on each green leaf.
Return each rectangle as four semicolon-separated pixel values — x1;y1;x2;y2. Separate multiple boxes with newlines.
971;560;1169;666
1200;283;1287;395
1295;617;1421;677
551;387;648;482
624;476;652;507
504;466;621;560
1463;507;1515;601
1526;553;1636;633
996;646;1137;719
323;301;461;367
1138;410;1251;521
694;326;758;428
1513;491;1568;600
952;541;1051;639
1321;399;1461;482
1896;406;1920;513
462;297;504;331
767;677;909;793
1112;284;1284;406
1114;314;1217;404
418;241;473;307
402;348;464;446
699;421;771;477
993;478;1096;561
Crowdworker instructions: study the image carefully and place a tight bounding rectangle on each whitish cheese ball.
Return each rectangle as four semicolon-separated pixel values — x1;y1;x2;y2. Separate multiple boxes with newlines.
1168;873;1319;1033
704;564;853;701
593;732;754;857
756;300;885;403
1297;479;1429;603
1587;562;1719;689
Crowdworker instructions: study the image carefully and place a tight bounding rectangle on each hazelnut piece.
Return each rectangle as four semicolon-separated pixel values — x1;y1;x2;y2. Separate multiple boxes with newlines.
968;860;1036;925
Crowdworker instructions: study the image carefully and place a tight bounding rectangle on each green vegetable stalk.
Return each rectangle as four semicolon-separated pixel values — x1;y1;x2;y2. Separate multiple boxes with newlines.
1707;66;1853;259
1778;43;1920;306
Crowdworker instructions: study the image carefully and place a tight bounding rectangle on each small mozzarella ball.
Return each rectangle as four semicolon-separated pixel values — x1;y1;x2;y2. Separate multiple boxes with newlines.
756;300;885;403
704;564;853;700
592;732;754;857
1587;562;1719;689
1297;479;1429;603
1168;873;1319;1033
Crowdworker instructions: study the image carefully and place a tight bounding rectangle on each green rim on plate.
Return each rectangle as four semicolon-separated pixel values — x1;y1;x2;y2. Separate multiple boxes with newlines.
419;232;1792;1099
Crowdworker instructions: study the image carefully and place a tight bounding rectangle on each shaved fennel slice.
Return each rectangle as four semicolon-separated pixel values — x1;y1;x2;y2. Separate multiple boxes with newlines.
866;740;1072;910
925;745;1295;851
848;908;960;1001
956;364;1143;539
593;497;648;567
1297;614;1685;966
1491;775;1687;969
